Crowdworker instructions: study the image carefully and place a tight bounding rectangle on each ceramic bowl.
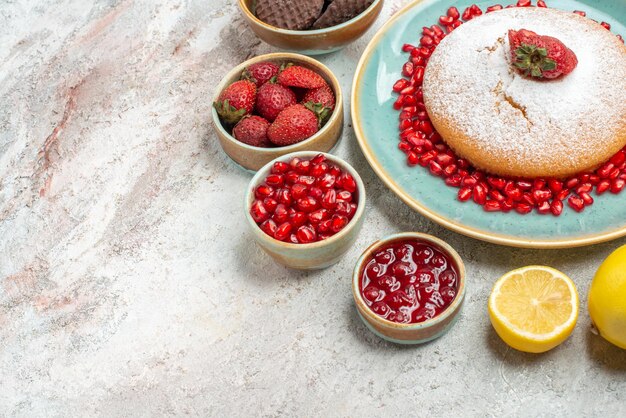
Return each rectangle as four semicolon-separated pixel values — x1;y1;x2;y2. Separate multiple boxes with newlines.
352;232;466;344
244;151;366;269
237;0;384;55
212;53;343;172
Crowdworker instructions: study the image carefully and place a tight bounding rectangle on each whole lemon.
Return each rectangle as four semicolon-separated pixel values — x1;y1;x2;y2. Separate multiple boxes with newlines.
588;244;626;350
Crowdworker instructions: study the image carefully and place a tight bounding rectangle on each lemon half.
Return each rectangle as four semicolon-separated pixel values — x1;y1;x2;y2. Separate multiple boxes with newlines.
488;266;579;353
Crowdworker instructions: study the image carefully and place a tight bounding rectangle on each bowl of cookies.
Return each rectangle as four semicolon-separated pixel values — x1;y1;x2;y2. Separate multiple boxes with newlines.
237;0;384;55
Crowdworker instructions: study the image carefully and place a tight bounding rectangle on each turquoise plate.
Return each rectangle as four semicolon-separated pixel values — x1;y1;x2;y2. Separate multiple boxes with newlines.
352;0;626;248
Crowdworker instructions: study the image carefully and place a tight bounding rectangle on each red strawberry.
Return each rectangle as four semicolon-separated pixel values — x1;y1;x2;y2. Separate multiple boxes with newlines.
242;61;280;87
267;104;321;146
508;29;578;79
302;83;335;111
232;115;271;147
277;65;326;89
213;80;257;124
255;82;297;122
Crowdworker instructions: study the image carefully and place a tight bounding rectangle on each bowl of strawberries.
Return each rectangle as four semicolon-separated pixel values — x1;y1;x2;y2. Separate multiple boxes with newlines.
212;53;343;171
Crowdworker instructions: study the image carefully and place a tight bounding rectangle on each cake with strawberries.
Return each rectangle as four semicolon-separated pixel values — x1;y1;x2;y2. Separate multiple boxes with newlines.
423;7;626;178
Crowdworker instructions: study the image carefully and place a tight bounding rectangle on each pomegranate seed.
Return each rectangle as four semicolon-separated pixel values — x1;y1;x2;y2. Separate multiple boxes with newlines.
296;225;317;243
501;199;514;212
443;164;457;177
420;36;434;47
317;173;337;189
291;183;308;199
469;4;482;16
250;200;269;223
422;26;435;37
576;183;592;194
272;161;289;174
407;151;420;166
484;200;501;212
296;196;319;213
532;189;552;202
556;189;570;201
462;7;473;20
402;62;414;77
336;190;353;202
517;180;533;190
600;21;611;30
537;201;551;214
285;172;299;184
338;173;357;192
536;0;547;7
610;151;625;166
420;150;437;166
260;219;277;237
311;154;325;165
461;177;477;187
290;211;307;227
430;25;444;37
566;178;580;189
402;43;415;53
265;174;285;187
573;10;586;17
447;6;460;19
321;189;337;209
611;179;626;193
276;188;292;205
550;200;563;216
598;163;615;178
516;0;531;7
596;179;611;194
504;182;522;200
487;177;506;190
310;163;329;177
331;215;349;233
579;192;594;205
274;222;293;241
489;190;505;202
309;186;323;200
263;197;278;213
568;195;585;212
515;203;532;214
298;175;316;186
521;193;535;206
317;219;332;233
473;184;487;205
295;160;311;174
458;187;472;201
439;15;454;25
429;161;443;176
255;184;274;199
445;174;462;187
272;204;289;223
393;79;409;93
548;179;563;193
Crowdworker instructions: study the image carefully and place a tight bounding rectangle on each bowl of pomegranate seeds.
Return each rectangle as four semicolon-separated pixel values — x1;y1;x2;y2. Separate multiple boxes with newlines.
237;0;384;55
352;232;465;344
245;151;366;269
212;53;343;171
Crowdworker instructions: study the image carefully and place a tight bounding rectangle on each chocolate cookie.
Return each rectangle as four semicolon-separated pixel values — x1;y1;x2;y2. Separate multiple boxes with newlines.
312;0;374;29
255;0;325;31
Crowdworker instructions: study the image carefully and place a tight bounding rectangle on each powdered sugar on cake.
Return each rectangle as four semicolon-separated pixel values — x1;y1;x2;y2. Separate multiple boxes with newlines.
423;7;626;177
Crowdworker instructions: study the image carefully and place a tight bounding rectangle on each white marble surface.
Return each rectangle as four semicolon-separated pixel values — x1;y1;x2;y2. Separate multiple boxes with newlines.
1;1;625;416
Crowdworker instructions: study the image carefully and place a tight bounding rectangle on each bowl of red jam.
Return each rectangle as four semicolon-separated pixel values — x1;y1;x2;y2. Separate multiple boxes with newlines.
245;151;366;269
352;232;465;344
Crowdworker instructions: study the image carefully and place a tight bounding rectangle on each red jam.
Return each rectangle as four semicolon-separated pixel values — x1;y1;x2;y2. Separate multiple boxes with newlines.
250;154;358;244
360;239;459;324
